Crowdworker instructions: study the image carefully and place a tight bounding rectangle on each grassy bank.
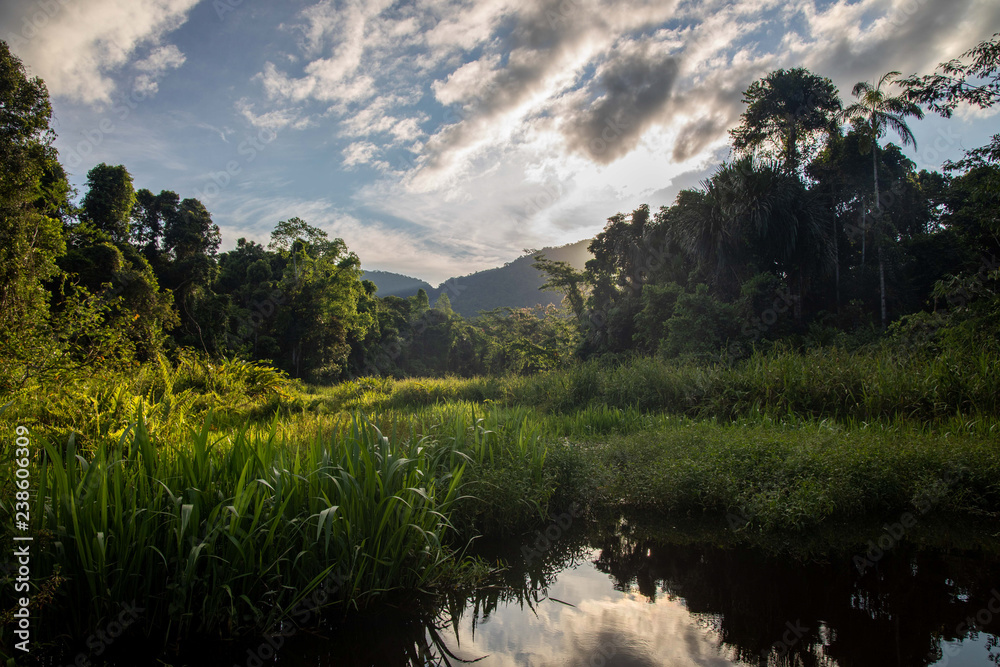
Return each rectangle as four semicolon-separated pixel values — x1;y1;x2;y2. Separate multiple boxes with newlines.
310;343;1000;423
2;346;999;655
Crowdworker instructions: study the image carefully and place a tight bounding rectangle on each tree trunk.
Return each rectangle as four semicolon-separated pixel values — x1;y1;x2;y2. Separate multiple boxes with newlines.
796;272;803;321
833;213;840;312
878;242;886;329
872;141;887;329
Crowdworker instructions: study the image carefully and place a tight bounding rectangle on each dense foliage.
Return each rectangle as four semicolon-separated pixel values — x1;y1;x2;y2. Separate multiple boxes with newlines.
2;36;998;387
1;33;999;663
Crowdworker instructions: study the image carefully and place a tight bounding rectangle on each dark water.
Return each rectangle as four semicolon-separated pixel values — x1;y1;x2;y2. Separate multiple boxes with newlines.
66;515;1000;666
227;515;999;667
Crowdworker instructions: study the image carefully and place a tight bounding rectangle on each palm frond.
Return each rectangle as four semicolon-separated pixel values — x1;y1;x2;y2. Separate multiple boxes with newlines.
851;80;874;98
886;115;918;148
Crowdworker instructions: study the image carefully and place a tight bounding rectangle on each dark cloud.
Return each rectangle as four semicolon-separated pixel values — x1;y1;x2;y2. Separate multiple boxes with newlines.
802;0;1000;97
660;56;761;164
420;0;605;174
420;0;682;176
671;115;726;161
561;45;679;164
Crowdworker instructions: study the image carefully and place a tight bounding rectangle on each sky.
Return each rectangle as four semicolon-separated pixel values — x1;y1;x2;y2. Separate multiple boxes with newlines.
2;0;998;285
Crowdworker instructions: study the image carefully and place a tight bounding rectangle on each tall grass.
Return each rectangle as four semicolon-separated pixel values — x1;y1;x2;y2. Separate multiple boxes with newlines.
14;412;477;645
5;352;299;451
313;345;1000;425
3;342;999;657
587;418;1000;530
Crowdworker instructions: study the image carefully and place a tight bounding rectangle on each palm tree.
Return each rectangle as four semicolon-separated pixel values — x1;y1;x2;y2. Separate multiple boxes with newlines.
839;71;924;329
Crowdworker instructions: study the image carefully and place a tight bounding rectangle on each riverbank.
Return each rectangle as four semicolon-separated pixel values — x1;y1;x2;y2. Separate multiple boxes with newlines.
2;347;998;658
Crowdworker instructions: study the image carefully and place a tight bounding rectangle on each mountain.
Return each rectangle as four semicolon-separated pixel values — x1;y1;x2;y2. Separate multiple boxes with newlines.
364;239;592;318
361;270;434;298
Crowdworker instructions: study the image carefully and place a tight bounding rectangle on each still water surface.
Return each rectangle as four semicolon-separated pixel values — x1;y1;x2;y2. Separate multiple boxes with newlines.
270;516;1000;667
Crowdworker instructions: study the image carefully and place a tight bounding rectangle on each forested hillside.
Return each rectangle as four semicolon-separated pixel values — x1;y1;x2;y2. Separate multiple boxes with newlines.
360;270;433;298
365;240;591;317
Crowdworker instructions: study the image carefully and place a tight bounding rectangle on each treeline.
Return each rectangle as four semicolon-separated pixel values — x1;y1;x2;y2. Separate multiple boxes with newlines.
2;35;998;391
536;37;1000;361
0;37;586;387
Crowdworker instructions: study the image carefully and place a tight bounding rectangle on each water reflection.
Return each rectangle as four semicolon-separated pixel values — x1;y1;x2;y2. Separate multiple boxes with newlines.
281;516;1000;667
588;518;1000;666
88;516;1000;666
444;558;738;666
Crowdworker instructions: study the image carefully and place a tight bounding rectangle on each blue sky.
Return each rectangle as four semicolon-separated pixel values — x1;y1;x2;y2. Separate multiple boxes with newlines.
3;0;998;284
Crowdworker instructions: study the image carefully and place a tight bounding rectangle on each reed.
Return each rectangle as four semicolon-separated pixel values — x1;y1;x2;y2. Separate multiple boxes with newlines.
17;411;478;645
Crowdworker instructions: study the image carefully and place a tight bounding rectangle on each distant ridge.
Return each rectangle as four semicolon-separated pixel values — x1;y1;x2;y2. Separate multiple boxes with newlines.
363;239;592;317
361;270;434;298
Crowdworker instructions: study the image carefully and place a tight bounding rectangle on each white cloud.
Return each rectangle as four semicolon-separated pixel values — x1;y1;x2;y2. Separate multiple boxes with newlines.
431;54;504;106
441;562;736;667
3;0;198;104
236;99;310;131
24;0;995;281
342;140;380;167
134;43;185;73
333;0;997;278
132;44;186;96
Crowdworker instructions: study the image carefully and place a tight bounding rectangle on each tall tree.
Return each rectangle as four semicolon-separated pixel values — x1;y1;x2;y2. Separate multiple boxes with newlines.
0;40;67;343
840;71;924;328
264;219;374;381
131;188;180;259
268;217;329;253
80;163;135;243
583;205;655;352
161;198;222;351
532;254;587;320
730;68;842;173
809;131;934;314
